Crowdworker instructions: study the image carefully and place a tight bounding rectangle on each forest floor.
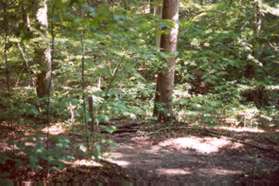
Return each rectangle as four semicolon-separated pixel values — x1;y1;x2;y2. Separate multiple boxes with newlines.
0;119;279;185
105;121;279;185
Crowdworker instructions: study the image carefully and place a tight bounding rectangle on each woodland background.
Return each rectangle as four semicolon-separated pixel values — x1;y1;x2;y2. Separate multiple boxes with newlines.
0;0;278;184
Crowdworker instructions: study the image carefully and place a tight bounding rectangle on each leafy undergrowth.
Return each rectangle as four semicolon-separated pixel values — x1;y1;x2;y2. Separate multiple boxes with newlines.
0;120;130;185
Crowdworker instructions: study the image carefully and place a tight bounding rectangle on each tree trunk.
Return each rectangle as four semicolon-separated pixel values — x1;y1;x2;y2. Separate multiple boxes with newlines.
34;0;52;98
154;0;179;121
3;3;10;92
199;0;203;5
253;0;262;37
150;0;162;16
244;0;262;79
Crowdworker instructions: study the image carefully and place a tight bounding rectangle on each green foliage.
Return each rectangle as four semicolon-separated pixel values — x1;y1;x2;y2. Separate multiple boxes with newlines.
0;179;13;186
5;135;74;170
178;0;279;87
174;0;279;125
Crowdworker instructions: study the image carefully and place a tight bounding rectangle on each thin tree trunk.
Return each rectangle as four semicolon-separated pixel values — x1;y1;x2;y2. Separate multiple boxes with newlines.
3;3;10;92
150;0;162;16
154;0;179;121
244;0;262;79
200;0;203;5
254;0;262;37
155;6;163;47
153;1;163;117
150;0;154;14
34;0;52;98
35;48;51;97
121;0;129;9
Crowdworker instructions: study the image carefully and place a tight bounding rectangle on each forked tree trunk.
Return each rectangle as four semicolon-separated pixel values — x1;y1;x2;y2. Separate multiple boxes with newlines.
34;0;52;98
154;0;179;121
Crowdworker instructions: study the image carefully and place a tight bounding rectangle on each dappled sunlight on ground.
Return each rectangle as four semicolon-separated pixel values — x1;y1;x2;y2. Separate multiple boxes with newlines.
198;168;242;176
0;142;12;151
104;122;279;184
41;123;66;135
158;136;243;154
156;168;191;176
215;126;265;133
70;159;103;167
104;151;131;168
131;136;152;146
1;120;279;184
105;159;131;167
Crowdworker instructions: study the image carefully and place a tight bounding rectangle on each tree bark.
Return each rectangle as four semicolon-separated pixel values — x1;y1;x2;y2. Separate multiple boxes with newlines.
199;0;203;5
3;3;10;92
253;0;262;37
150;0;162;16
34;0;52;98
154;0;179;121
244;0;262;79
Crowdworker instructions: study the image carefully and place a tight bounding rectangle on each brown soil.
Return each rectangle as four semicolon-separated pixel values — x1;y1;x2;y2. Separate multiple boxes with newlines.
0;120;279;186
104;121;279;185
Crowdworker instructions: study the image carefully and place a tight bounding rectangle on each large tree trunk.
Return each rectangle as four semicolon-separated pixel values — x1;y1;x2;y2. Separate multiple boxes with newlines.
34;0;51;98
154;0;179;121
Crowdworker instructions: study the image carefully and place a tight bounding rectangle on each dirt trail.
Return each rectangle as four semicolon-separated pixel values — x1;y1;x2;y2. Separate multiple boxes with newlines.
1;121;279;185
104;123;279;185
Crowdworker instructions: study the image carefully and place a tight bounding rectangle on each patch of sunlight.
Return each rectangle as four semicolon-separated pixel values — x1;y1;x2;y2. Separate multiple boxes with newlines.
237;107;259;120
105;152;131;168
24;142;35;147
42;123;66;135
177;110;188;122
156;168;191;176
145;146;161;154
216;126;265;133
0;142;13;151
199;168;242;176
71;159;103;167
131;136;151;146
104;152;124;159
86;86;102;93
174;88;191;98
222;117;239;125
21;181;33;186
106;159;131;168
158;136;243;154
263;3;279;16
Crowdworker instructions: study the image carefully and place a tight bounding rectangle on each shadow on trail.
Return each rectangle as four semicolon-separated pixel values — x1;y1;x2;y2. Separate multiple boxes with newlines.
104;124;279;185
1;121;279;186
